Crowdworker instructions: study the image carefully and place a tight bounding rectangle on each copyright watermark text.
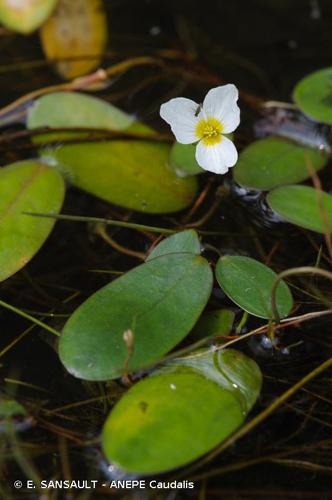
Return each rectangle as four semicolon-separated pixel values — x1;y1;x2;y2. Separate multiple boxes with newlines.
14;479;194;490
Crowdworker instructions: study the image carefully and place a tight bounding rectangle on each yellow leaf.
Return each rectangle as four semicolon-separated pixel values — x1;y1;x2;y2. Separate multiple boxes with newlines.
40;0;108;80
0;0;57;34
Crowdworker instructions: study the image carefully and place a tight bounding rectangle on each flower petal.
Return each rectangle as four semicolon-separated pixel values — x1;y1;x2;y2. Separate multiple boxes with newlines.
160;97;199;144
195;135;238;174
203;84;240;133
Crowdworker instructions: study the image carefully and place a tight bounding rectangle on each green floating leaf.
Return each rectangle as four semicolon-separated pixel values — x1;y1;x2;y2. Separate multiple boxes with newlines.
27;92;134;133
0;0;57;34
0;161;65;282
169;349;262;413
59;253;213;380
41;141;198;214
102;349;261;474
102;370;241;474
216;256;293;319
267;185;332;234
293;67;332;125
169;143;204;176
146;229;201;261
190;308;235;341
234;137;327;190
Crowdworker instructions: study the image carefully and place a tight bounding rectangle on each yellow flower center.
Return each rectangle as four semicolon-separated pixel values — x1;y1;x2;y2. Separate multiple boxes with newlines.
195;116;223;146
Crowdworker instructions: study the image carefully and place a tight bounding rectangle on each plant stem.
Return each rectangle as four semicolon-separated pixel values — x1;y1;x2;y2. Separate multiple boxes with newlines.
271;266;332;323
24;212;175;235
235;310;248;334
95;223;145;260
0;299;60;337
179;355;332;479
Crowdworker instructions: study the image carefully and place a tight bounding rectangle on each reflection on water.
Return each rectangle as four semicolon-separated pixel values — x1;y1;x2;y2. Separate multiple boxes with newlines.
230;181;285;229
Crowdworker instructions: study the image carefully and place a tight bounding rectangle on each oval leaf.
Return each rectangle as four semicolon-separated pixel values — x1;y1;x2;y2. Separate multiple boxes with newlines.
27;92;134;132
267;185;332;234
102;370;242;474
0;161;65;282
293;67;332;125
168;348;262;413
234;137;327;190
190;308;235;341
41;141;198;214
40;0;107;79
0;0;57;33
216;256;293;319
169;143;204;177
102;349;261;474
59;253;213;380
146;230;201;261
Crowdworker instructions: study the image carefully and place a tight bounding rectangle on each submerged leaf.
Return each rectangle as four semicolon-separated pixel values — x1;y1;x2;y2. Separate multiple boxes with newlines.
216;256;293;319
0;398;32;433
102;349;261;474
0;161;65;282
267;185;332;234
234;137;327;190
293;67;332;125
59;253;213;380
190;308;235;340
0;0;57;34
0;399;27;418
169;143;204;176
41;141;198;213
40;0;107;79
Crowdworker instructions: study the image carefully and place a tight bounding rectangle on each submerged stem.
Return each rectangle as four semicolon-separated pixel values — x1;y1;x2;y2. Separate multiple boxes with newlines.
0;299;60;337
24;212;175;235
95;223;146;260
271;266;332;323
0;57;163;126
235;310;249;334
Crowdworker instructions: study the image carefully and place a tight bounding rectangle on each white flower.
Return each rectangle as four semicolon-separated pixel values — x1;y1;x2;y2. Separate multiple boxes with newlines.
160;84;240;174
